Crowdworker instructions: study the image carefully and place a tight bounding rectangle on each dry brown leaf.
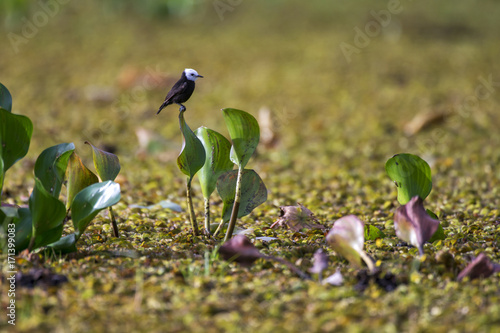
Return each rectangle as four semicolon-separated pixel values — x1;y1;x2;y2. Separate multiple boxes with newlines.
457;253;500;281
404;109;449;136
218;235;262;267
270;203;325;231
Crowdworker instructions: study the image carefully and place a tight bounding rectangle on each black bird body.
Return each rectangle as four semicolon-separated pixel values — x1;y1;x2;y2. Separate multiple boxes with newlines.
157;68;203;114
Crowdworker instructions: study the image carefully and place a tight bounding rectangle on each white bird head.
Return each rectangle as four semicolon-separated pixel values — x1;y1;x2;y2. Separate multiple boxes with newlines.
184;68;203;81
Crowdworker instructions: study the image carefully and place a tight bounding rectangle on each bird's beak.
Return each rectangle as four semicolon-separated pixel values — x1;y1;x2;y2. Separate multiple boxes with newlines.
197;74;204;78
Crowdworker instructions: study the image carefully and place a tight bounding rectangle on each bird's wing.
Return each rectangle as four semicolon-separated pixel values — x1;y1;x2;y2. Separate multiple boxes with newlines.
164;81;188;103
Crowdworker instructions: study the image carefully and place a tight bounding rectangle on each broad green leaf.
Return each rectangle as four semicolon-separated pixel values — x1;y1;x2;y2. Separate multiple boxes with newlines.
72;181;121;238
34;143;75;197
177;112;206;180
364;225;386;241
217;169;267;222
85;141;121;181
326;215;365;268
195;127;234;199
66;152;99;209
222;108;260;168
385;153;432;205
0;157;4;196
29;178;66;250
46;233;77;254
426;209;446;242
0;207;32;253
0;83;12;111
0;108;33;172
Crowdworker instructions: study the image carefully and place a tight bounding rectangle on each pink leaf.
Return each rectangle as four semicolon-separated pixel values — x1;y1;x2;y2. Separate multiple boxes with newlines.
394;196;440;256
326;215;365;268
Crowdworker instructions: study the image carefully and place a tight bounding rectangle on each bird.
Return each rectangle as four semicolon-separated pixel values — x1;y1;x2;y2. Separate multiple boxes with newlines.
157;68;203;114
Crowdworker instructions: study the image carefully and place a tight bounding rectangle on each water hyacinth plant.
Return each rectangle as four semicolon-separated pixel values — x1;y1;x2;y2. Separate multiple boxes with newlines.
177;110;206;236
386;153;445;255
219;108;266;241
86;141;122;237
1;140;121;254
0;83;33;200
195;127;233;235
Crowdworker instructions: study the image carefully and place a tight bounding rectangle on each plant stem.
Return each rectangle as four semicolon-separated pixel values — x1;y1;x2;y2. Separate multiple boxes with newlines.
261;255;311;280
418;245;425;257
109;206;119;237
27;235;35;253
224;166;243;241
213;219;225;237
360;251;376;273
204;198;211;235
0;173;4;205
186;178;199;236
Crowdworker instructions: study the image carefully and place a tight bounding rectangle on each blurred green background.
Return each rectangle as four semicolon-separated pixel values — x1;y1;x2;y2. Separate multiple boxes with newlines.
2;0;500;214
2;0;500;180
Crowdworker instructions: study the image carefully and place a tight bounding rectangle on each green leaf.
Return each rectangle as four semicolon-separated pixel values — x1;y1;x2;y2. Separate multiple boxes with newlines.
0;207;32;253
385;153;432;205
46;233;77;254
0;108;33;172
222;108;260;168
364;225;386;241
66;152;99;209
217;169;267;222
29;178;66;250
0;82;12;112
426;209;446;242
177;112;206;180
195;127;234;199
85;141;121;181
34;143;75;197
72;181;121;239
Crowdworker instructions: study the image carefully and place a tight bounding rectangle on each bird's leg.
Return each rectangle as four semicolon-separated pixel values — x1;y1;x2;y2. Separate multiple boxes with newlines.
177;103;186;112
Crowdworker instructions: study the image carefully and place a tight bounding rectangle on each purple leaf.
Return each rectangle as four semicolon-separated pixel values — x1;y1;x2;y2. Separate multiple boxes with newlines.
457;253;499;281
394;196;440;256
218;235;262;267
309;248;328;275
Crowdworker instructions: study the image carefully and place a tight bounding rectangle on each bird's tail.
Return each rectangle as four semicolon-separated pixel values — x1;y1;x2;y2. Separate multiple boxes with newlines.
157;101;169;115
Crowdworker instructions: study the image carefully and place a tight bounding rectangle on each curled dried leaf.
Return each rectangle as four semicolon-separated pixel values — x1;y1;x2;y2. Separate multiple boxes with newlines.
326;215;375;272
326;215;365;266
394;196;440;256
218;235;262;267
404;109;448;136
271;203;325;231
457;253;500;281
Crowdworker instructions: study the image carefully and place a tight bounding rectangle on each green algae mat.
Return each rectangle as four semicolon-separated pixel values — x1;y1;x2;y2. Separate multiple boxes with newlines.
1;1;500;332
